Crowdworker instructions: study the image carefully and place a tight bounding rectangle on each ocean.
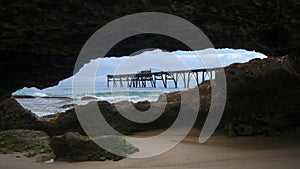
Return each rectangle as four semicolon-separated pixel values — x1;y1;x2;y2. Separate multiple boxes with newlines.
13;86;182;117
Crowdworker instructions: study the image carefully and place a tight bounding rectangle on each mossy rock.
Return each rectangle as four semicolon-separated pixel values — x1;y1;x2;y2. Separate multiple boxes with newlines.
0;148;9;154
51;132;138;162
42;113;61;122
235;124;253;136
0;129;55;160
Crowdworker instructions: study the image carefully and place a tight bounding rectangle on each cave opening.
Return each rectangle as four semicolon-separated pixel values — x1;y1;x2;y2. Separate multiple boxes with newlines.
13;48;266;117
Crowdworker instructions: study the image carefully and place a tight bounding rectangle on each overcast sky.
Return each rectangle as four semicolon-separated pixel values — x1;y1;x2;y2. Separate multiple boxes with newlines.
59;48;267;87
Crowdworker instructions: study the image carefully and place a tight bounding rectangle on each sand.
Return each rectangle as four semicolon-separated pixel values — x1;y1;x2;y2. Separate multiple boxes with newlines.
0;129;299;169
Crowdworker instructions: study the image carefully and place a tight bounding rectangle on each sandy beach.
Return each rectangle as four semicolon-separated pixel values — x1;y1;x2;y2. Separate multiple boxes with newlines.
0;129;299;169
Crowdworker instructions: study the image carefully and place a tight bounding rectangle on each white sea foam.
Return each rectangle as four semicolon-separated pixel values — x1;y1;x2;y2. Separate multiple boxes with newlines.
14;87;173;117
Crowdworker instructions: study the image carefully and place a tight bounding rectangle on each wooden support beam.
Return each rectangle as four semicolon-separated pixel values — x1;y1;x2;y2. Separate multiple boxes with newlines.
107;67;222;88
120;77;123;87
183;73;186;88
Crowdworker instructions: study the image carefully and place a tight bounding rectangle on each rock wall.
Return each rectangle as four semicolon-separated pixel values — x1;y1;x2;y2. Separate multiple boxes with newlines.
221;57;300;135
1;0;299;100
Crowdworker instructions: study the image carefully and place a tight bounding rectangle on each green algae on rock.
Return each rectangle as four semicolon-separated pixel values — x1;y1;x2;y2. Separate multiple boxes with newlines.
51;132;138;162
0;129;54;161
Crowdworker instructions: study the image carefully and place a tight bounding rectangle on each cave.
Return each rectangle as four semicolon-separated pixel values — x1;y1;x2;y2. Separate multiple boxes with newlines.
1;1;300;166
1;0;299;102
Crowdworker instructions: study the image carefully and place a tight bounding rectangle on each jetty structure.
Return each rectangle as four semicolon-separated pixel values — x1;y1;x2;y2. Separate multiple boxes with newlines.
107;67;222;88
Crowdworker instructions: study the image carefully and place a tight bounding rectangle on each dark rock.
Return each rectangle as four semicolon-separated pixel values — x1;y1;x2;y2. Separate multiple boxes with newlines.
221;57;300;136
42;96;72;100
81;96;97;100
43;99;183;136
0;98;39;130
235;124;254;136
41;113;62;122
13;95;36;99
282;55;300;77
0;0;299;102
41;108;86;136
133;100;151;111
0;129;54;159
35;153;54;163
51;132;138;162
59;103;76;109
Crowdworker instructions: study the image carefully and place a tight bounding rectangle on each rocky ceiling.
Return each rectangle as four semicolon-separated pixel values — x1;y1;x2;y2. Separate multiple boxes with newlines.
0;0;299;101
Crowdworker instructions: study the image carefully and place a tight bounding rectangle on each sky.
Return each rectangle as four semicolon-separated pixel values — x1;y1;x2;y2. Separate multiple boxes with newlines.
59;48;267;87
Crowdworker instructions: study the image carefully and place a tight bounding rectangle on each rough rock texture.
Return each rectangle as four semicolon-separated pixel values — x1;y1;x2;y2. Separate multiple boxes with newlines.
51;132;138;161
1;0;299;101
0;129;138;162
282;55;300;77
221;57;300;135
41;107;86;136
0;129;54;161
0;98;39;130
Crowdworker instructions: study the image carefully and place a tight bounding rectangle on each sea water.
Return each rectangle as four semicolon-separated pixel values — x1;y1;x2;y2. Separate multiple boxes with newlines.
13;86;181;117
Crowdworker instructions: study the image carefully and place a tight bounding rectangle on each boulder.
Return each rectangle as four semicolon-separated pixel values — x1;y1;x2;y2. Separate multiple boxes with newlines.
0;98;39;130
221;57;300;136
44;100;181;136
51;132;138;161
0;129;55;162
81;96;97;100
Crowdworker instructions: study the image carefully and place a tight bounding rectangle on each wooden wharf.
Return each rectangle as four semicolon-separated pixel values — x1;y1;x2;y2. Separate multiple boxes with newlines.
107;68;222;88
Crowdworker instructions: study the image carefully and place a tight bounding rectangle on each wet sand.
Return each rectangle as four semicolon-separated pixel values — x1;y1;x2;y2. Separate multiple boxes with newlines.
0;129;299;169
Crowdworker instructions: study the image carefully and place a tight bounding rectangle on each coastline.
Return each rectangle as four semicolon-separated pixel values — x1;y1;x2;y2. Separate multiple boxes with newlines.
1;128;299;169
